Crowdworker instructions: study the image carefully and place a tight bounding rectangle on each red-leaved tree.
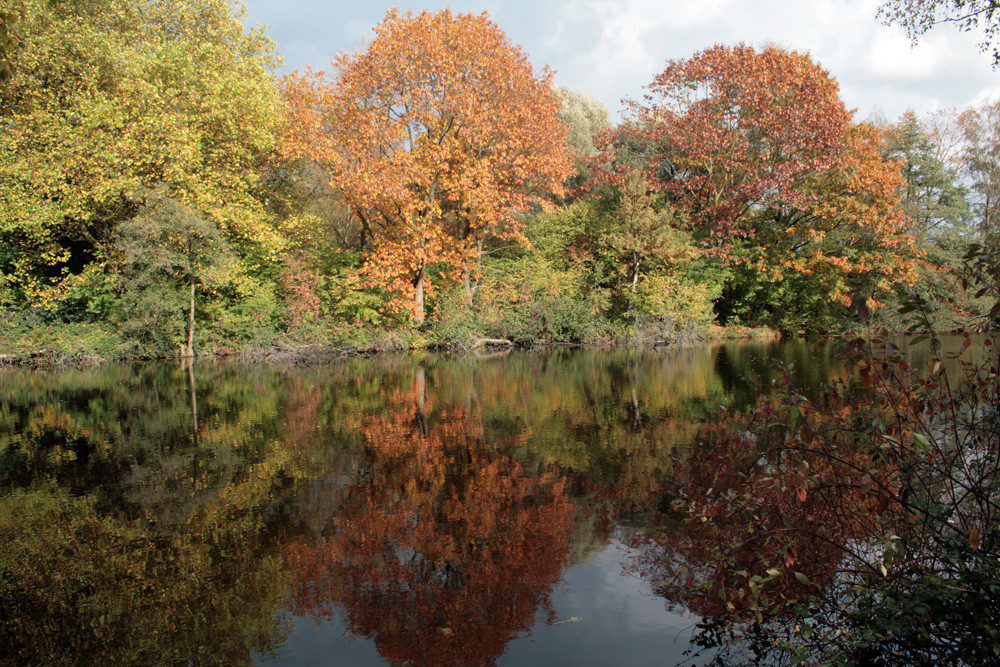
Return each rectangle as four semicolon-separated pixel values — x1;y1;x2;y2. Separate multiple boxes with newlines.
612;44;919;323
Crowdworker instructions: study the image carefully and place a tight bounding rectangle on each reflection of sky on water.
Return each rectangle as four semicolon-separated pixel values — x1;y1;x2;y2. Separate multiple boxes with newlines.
254;610;384;665
502;538;704;667
257;538;704;666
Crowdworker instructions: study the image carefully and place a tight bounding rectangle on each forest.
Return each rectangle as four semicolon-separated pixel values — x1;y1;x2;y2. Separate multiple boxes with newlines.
0;0;997;362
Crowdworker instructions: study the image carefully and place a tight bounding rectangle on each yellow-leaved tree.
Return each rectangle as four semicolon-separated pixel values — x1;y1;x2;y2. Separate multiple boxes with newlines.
281;9;573;322
0;0;283;351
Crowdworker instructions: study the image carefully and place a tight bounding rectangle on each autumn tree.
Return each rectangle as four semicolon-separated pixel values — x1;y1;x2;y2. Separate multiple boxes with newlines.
0;0;282;318
620;44;919;330
879;0;1000;65
281;9;573;322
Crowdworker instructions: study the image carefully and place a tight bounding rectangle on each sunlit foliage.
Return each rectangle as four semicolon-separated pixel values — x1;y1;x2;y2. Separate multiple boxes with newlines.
281;9;573;321
615;44;920;331
0;0;283;347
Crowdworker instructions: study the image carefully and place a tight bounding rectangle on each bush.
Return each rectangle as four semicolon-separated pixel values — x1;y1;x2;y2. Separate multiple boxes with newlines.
428;255;609;346
0;310;124;362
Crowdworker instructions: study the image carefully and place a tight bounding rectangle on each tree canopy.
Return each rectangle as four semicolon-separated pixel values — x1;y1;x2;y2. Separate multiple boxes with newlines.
281;9;573;321
0;0;993;352
883;111;970;241
0;0;282;312
611;44;919;328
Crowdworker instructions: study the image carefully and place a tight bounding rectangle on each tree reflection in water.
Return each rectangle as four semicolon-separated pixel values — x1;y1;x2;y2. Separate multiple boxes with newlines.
287;376;573;666
626;334;1000;664
625;413;877;663
0;344;895;665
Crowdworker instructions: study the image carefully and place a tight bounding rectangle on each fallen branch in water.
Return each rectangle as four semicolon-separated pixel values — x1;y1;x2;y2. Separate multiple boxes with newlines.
471;338;515;349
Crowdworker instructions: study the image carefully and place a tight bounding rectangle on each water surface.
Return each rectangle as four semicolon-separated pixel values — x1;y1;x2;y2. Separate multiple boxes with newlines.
0;338;958;665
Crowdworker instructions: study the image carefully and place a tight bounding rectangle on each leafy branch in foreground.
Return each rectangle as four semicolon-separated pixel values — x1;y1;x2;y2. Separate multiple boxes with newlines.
880;0;1000;66
630;250;1000;664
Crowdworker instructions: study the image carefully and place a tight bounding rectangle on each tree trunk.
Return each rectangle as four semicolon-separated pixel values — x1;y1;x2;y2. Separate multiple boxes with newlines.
460;238;484;307
185;281;196;358
413;264;426;323
462;261;474;307
629;252;641;324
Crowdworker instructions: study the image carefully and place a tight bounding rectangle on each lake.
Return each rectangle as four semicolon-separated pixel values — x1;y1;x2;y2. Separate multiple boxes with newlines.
0;337;978;665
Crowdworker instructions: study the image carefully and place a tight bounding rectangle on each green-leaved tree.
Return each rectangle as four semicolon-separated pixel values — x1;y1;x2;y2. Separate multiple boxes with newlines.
0;0;282;317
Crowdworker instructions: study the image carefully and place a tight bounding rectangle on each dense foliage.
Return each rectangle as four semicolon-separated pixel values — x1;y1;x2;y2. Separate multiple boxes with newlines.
281;9;573;322
0;0;284;358
610;45;921;330
0;2;996;358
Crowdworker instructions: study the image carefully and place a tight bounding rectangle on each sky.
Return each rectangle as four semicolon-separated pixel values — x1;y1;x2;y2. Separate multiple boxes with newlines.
239;0;1000;124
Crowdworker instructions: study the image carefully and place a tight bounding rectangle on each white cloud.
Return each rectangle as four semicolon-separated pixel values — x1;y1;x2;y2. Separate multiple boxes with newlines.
242;0;1000;122
973;85;1000;106
863;28;947;80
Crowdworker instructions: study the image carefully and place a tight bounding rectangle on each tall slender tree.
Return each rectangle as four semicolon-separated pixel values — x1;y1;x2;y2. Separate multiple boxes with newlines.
960;100;1000;250
883;111;970;242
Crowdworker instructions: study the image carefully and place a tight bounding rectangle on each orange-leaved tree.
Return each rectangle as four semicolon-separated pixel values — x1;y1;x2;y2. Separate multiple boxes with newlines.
616;44;919;328
281;9;573;322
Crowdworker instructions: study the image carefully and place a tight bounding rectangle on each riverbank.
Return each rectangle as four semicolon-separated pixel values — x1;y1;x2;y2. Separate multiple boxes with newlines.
0;317;784;368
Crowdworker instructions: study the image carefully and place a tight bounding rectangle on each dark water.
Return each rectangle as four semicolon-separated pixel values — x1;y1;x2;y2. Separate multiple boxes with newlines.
0;338;965;665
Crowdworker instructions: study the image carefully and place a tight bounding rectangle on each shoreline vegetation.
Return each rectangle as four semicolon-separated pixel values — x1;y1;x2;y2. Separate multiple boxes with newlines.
0;323;784;368
1;3;997;368
2;321;986;369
